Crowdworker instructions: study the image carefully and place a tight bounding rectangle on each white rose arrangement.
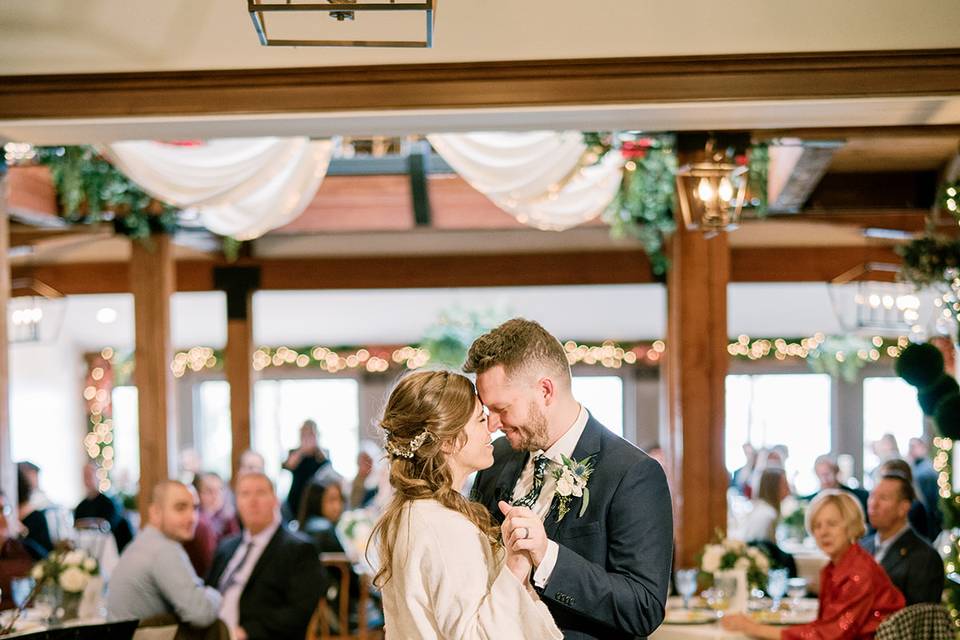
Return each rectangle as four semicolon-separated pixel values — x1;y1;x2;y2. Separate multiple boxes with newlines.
31;546;100;594
698;535;771;591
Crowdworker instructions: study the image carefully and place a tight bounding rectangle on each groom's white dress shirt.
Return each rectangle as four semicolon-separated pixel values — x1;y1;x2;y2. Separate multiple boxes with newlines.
510;405;588;588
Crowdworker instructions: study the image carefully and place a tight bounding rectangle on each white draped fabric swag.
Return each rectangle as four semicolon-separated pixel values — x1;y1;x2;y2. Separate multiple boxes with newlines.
106;138;333;240
427;131;623;231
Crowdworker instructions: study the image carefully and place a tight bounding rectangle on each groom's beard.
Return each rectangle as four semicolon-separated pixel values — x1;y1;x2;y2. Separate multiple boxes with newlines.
511;401;549;451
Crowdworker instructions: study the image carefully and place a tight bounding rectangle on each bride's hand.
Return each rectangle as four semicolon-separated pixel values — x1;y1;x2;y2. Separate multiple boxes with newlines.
499;502;533;582
504;534;533;583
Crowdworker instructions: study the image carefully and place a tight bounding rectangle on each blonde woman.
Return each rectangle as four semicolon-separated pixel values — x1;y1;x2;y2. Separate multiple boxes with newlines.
723;489;904;639
372;370;561;640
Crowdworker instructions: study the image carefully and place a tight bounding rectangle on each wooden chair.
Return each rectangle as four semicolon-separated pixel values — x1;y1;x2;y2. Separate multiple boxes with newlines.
307;553;382;640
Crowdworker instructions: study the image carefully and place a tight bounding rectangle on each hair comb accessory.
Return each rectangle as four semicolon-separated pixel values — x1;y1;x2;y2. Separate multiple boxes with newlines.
385;430;432;459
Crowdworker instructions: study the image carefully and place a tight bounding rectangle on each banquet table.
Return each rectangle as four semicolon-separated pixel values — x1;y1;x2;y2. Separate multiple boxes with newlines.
651;598;819;640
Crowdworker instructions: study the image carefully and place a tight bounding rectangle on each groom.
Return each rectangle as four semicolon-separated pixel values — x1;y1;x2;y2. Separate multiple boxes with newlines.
467;319;672;640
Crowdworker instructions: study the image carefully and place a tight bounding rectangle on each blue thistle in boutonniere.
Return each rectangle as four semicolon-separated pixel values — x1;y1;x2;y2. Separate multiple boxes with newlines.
553;454;595;522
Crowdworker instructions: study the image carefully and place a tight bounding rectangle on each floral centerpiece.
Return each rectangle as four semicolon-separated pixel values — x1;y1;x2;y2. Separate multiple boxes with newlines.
30;547;99;620
699;536;770;591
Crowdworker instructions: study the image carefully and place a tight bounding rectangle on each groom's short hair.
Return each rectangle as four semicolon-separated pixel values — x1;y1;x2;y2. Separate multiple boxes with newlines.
464;318;571;384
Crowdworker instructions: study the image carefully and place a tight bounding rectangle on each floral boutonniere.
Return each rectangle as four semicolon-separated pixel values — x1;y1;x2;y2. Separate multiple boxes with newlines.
553;454;595;522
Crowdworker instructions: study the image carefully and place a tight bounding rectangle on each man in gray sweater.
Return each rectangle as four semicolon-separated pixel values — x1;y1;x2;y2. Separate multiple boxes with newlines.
107;480;222;627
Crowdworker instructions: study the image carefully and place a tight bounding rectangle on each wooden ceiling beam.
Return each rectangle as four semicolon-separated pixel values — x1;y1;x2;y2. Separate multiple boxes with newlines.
10;245;905;295
3;49;960;120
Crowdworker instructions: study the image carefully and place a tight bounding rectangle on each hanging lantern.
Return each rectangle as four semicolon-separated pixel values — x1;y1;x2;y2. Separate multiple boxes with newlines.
675;154;748;233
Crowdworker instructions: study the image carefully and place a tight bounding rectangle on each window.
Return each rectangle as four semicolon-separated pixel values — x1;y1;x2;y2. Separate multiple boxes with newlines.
726;374;832;496
254;378;360;499
111;386;140;495
862;376;924;485
571;376;624;437
194;381;232;480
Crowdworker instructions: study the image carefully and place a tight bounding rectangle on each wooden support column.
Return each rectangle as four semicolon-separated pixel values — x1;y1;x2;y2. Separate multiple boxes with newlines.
130;235;176;522
666;223;731;568
0;177;14;499
214;267;260;480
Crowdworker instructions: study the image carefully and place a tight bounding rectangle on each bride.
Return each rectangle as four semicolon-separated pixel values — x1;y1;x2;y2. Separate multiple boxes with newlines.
371;369;562;639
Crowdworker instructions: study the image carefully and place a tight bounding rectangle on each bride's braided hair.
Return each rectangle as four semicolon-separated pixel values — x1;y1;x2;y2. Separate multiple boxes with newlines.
370;369;500;588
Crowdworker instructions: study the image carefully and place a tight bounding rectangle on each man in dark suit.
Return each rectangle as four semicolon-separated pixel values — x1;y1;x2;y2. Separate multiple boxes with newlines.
207;472;323;640
466;318;673;640
861;471;944;605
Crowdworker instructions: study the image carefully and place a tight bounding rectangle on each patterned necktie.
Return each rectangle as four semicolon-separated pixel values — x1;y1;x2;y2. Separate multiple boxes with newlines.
218;540;254;593
512;455;550;509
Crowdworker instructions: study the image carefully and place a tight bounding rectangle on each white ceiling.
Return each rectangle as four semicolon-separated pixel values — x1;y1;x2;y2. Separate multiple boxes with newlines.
2;0;959;76
18;283;938;352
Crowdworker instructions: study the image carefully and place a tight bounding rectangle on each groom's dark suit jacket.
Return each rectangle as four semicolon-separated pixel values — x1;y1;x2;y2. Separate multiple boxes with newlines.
206;527;323;640
472;414;673;640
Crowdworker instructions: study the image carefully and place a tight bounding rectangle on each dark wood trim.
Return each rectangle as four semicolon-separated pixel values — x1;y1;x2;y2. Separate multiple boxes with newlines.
3;49;960;120
10;245;905;294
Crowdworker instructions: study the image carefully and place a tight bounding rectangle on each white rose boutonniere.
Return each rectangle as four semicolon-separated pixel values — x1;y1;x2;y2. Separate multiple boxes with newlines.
552;454;595;522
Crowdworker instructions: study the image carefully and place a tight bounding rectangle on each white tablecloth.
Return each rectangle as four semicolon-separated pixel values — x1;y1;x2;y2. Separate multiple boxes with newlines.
651;623;749;640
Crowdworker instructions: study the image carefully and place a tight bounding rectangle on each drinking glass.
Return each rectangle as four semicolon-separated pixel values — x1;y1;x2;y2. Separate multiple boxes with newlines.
10;577;33;609
787;577;808;608
767;568;788;611
675;569;698;609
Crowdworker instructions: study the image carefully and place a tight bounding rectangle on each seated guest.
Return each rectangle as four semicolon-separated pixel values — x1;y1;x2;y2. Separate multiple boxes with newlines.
208;472;323;640
909;437;943;533
183;472;239;578
878;458;935;541
238;450;265;476
804;453;869;516
0;492;34;610
17;464;52;559
182;505;217;581
195;472;240;546
75;462;134;552
723;490;904;639
862;471;944;605
298;479;345;553
350;443;382;509
106;481;221;627
741;467;790;543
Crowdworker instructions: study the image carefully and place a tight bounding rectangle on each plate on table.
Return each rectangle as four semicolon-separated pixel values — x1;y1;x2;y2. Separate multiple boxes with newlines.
664;609;720;625
750;609;817;626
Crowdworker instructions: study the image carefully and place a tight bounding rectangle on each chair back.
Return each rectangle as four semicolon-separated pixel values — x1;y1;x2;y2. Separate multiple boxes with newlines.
74;517;120;578
307;553;381;640
10;619;138;639
875;603;954;640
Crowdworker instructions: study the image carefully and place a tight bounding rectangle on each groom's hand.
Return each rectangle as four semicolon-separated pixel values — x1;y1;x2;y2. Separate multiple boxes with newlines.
499;501;548;567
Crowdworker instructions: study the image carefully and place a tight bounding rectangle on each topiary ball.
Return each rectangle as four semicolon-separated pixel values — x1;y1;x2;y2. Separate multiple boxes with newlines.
918;374;960;415
935;392;960;440
896;342;945;388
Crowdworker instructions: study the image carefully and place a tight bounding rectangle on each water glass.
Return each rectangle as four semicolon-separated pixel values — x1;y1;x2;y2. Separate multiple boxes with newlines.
787;577;808;607
767;568;788;611
10;577;33;609
675;569;698;609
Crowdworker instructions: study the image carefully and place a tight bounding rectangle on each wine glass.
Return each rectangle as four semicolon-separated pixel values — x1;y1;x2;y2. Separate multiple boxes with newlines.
675;569;698;609
787;577;808;608
767;569;788;612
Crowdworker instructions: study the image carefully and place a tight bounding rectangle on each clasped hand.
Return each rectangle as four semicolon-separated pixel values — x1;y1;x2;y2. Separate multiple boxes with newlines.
498;501;548;583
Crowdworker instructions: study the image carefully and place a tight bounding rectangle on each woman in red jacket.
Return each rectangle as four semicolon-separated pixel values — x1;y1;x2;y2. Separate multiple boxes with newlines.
723;489;905;639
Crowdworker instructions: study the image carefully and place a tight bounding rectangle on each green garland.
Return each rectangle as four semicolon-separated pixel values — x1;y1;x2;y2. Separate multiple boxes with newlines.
35;146;179;239
897;234;960;290
584;133;769;277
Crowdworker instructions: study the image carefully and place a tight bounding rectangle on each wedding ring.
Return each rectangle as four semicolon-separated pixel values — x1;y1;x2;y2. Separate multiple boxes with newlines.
518;526;529;540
